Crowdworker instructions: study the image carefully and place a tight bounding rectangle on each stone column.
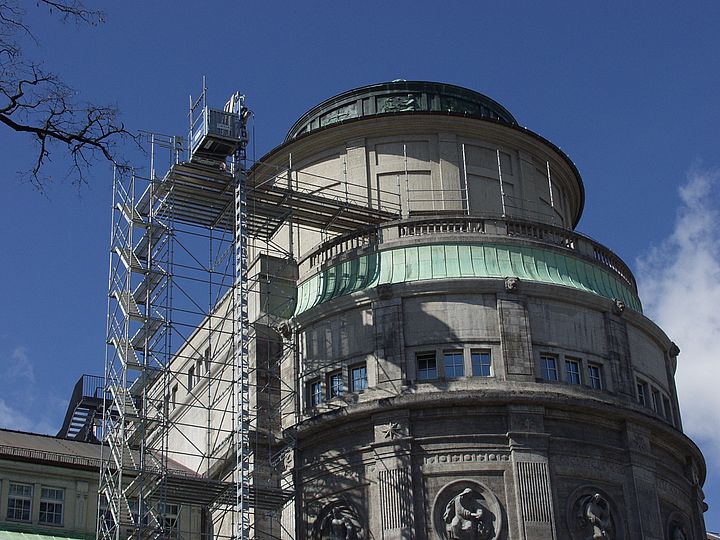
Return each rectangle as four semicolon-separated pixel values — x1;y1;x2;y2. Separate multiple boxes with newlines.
75;480;89;531
624;423;663;539
507;405;557;540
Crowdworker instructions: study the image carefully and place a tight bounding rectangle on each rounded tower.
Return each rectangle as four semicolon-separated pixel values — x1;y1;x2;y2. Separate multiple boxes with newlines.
251;81;707;539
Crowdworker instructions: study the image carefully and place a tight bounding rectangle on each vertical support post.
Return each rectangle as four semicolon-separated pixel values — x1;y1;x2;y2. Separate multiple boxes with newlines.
496;149;507;217
403;143;409;215
288;153;294;257
233;95;252;540
461;143;470;216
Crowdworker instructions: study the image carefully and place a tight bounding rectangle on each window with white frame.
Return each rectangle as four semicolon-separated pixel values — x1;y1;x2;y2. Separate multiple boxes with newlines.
327;371;344;398
309;380;322;407
588;363;603;390
39;487;64;525
443;351;464;378
652;388;662;414
471;350;492;377
416;352;437;381
540;355;559;381
350;364;368;392
636;379;649;407
7;482;32;521
158;502;179;536
565;359;581;385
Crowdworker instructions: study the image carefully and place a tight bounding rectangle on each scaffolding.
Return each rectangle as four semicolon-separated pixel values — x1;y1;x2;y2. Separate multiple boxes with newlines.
99;83;400;540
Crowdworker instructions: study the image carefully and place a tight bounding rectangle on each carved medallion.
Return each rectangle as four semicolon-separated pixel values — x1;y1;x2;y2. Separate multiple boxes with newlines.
432;480;502;540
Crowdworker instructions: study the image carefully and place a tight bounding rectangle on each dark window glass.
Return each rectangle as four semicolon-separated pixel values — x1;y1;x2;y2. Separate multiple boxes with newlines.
417;352;437;380
471;351;492;377
350;365;368;392
444;351;464;378
541;356;558;381
566;360;581;385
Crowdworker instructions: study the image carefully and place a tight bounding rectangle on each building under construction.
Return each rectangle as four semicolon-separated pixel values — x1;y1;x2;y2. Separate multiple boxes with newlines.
99;81;708;540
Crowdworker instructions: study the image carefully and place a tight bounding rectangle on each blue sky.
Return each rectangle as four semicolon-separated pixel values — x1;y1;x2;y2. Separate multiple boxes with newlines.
1;0;719;530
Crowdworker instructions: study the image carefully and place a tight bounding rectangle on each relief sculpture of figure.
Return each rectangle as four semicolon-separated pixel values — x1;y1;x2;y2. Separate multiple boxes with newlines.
584;493;612;539
443;488;493;540
320;507;358;540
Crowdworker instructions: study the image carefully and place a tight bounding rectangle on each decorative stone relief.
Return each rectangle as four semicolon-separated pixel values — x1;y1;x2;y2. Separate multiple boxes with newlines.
504;276;520;293
377;93;421;113
567;487;622;540
432;480;502;540
666;511;692;540
612;298;625;315
424;451;510;466
313;502;364;540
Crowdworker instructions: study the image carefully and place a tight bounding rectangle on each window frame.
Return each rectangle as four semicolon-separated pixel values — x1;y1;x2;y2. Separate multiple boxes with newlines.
187;365;195;391
39;486;64;526
587;363;603;390
636;378;649;407
540;355;559;381
308;379;323;408
416;352;438;381
443;350;465;378
7;482;33;522
565;358;581;385
349;364;368;393
327;370;344;399
471;350;492;377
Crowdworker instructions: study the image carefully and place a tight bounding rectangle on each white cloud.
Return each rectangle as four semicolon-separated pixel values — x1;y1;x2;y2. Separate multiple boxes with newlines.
636;167;720;465
0;398;55;434
6;346;35;382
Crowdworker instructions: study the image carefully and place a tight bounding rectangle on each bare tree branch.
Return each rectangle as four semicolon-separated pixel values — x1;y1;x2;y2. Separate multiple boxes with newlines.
0;0;134;188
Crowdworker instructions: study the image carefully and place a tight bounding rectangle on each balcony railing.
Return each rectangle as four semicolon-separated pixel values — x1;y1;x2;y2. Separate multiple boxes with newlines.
303;215;637;292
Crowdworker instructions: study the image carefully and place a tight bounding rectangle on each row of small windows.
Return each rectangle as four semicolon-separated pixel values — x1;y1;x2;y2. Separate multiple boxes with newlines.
3;482;64;526
417;350;493;381
309;364;368;407
539;354;604;390
637;377;673;422
165;347;212;414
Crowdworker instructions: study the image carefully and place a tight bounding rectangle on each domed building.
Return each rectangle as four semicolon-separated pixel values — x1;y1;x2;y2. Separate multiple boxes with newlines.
251;81;708;539
100;80;708;540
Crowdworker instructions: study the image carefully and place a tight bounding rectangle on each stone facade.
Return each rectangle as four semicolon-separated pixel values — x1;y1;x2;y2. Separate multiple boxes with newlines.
252;82;707;539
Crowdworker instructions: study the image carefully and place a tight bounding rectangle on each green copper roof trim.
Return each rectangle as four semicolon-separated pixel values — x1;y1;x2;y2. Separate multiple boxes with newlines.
294;243;642;315
0;532;86;540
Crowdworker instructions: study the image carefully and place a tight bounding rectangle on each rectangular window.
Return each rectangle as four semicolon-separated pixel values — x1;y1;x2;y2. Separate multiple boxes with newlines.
195;358;203;380
204;347;211;373
350;364;368;392
327;371;344;398
471;351;492;377
40;487;64;526
565;359;581;385
417;352;437;381
7;483;32;521
540;355;558;381
588;364;603;390
637;379;649;407
309;380;322;407
187;366;195;391
158;502;179;535
443;351;464;378
652;388;661;414
663;397;673;422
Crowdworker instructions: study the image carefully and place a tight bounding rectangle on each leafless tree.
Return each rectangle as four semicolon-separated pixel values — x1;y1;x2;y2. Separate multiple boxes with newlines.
0;0;134;188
